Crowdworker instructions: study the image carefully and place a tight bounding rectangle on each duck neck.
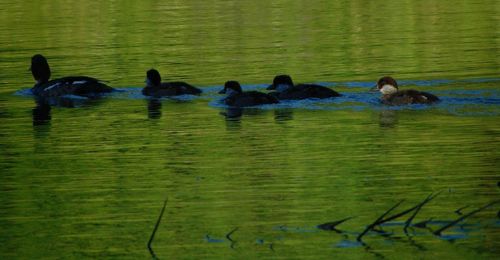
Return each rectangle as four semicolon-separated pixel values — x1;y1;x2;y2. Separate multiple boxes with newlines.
275;84;291;93
225;88;240;97
146;79;160;88
34;78;48;88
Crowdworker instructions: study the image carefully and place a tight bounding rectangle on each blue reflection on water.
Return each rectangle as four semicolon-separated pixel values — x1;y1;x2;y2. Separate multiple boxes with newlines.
14;78;500;116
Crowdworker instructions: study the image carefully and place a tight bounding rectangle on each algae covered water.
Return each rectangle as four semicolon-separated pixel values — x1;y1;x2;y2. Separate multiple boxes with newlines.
1;1;499;258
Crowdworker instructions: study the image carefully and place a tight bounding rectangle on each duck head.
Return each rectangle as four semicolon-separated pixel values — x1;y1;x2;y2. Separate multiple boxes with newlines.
267;74;294;92
30;54;51;85
219;81;242;96
146;69;162;87
372;76;398;95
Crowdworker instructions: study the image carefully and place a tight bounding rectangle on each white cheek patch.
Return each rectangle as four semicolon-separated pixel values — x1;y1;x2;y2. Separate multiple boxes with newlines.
380;84;398;95
276;84;290;92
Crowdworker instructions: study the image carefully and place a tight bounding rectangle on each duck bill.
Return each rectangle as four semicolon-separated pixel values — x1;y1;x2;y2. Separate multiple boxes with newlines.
370;85;379;92
266;84;275;90
218;89;226;94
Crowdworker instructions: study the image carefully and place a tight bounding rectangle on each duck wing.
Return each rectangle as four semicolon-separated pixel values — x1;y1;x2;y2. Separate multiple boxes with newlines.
418;91;440;103
33;76;113;97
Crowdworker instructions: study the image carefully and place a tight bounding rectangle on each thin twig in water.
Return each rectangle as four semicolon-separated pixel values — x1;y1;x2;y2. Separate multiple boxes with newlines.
413;218;433;228
404;191;441;233
433;200;499;236
226;227;239;249
454;205;469;215
317;216;354;231
356;200;404;242
364;244;386;259
148;198;168;259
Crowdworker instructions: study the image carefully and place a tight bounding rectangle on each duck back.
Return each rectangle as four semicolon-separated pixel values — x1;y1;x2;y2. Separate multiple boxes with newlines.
383;89;439;105
225;91;279;107
272;84;340;100
164;82;202;95
143;81;201;97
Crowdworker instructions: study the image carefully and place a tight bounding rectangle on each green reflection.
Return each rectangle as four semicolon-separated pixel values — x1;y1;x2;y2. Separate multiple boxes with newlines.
0;0;499;259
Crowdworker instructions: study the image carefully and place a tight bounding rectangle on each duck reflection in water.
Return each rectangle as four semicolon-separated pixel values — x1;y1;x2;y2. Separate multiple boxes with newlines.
32;96;107;128
222;109;243;131
220;108;294;128
378;110;399;128
220;108;271;131
32;96;83;126
219;107;273;120
32;98;51;126
147;98;162;119
220;107;243;119
274;109;294;123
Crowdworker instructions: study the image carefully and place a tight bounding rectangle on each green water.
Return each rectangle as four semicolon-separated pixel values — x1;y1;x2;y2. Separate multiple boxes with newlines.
1;0;499;259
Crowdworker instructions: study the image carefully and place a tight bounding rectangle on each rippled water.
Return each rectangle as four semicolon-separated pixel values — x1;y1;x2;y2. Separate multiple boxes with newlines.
1;1;500;259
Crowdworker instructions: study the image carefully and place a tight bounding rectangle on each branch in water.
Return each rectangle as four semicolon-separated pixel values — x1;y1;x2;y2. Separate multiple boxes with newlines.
433;200;499;236
357;200;404;242
412;218;433;228
148;198;168;259
454;205;469;215
404;191;441;233
226;227;239;249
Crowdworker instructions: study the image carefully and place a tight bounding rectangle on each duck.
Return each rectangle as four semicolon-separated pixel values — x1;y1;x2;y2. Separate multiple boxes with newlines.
142;69;202;97
266;74;341;100
373;76;439;105
218;81;279;107
30;54;114;97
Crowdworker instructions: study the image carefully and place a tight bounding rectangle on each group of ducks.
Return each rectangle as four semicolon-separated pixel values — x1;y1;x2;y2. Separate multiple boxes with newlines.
30;54;440;106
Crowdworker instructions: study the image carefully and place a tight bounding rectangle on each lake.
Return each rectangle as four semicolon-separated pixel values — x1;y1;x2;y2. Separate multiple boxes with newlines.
0;0;499;259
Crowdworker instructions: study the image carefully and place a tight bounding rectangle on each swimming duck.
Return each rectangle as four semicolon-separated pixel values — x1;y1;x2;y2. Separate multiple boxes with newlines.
142;69;202;97
30;54;114;97
373;76;440;105
266;74;341;100
219;81;279;107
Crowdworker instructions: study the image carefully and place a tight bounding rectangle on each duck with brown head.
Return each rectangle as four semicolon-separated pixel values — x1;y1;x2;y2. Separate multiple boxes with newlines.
373;76;440;105
30;54;114;97
219;80;279;107
142;69;202;97
267;74;341;100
